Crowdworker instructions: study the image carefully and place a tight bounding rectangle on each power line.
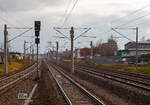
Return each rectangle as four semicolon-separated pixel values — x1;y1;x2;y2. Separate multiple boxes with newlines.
8;28;32;43
96;29;112;38
57;0;72;27
111;3;150;23
97;3;150;39
116;12;150;28
89;3;150;36
0;7;30;28
126;19;150;27
61;0;79;27
74;28;92;40
111;28;134;42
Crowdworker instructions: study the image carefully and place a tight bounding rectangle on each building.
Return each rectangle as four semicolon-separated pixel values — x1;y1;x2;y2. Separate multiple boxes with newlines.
61;50;71;59
9;52;23;60
117;41;150;63
125;41;150;56
74;49;82;59
74;48;91;59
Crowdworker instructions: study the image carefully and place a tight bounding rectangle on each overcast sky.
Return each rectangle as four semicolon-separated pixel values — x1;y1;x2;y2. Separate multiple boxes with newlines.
0;0;150;53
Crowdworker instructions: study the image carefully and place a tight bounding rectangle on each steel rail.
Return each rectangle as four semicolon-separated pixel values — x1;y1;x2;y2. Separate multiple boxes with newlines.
75;64;150;80
75;65;150;86
0;63;37;82
75;66;150;91
46;61;105;105
0;62;41;92
0;68;35;91
45;61;72;105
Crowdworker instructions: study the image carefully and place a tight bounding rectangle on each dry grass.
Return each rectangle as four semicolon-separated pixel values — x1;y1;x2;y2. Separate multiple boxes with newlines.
92;62;150;75
0;59;32;75
63;59;71;62
65;59;150;75
64;59;85;64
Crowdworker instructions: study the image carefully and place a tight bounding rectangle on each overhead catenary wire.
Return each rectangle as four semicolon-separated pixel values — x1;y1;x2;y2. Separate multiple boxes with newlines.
74;28;92;40
111;28;134;42
0;6;31;29
61;0;79;27
95;3;150;40
54;29;70;40
90;2;150;38
8;28;32;43
57;0;73;27
111;3;150;24
116;12;150;28
126;19;150;27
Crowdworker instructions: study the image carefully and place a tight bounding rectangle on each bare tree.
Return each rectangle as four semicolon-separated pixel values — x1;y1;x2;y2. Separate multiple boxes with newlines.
95;37;118;56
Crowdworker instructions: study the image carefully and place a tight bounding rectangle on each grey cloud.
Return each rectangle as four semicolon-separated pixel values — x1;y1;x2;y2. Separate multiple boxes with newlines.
0;0;64;12
1;2;150;53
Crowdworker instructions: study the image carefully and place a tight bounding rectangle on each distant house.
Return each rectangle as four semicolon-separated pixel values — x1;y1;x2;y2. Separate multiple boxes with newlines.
9;52;23;60
74;48;90;59
61;50;71;59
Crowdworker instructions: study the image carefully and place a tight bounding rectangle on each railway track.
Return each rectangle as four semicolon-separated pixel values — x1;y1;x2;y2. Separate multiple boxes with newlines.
0;62;41;94
45;61;105;105
74;64;150;91
75;63;150;80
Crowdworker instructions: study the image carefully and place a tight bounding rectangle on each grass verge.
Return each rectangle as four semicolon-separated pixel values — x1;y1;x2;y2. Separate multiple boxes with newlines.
0;59;33;76
63;59;150;75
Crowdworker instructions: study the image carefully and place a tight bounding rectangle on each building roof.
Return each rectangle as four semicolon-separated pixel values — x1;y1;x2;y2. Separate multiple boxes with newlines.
138;41;150;44
9;52;21;54
125;41;150;46
128;48;150;51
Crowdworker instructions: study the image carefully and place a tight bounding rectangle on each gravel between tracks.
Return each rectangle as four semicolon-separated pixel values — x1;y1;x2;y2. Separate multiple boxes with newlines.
0;72;36;105
30;61;64;105
49;64;97;105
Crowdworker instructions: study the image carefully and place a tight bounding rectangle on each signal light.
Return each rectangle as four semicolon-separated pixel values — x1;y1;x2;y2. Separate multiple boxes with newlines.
35;31;39;37
35;38;40;44
34;21;41;31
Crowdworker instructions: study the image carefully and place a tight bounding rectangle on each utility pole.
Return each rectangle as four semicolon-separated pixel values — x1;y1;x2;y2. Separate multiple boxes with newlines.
4;24;8;74
70;27;74;73
32;47;34;60
0;44;3;64
37;42;39;75
136;27;138;74
56;41;59;65
54;27;92;73
4;26;32;69
30;43;32;60
90;41;93;62
24;41;27;63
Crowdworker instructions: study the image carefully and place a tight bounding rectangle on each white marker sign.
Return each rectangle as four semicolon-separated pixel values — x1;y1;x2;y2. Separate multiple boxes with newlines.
18;93;28;100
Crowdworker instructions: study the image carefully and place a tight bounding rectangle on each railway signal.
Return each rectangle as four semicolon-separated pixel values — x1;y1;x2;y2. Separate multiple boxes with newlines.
35;38;40;44
34;21;41;80
35;31;40;37
34;21;41;31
